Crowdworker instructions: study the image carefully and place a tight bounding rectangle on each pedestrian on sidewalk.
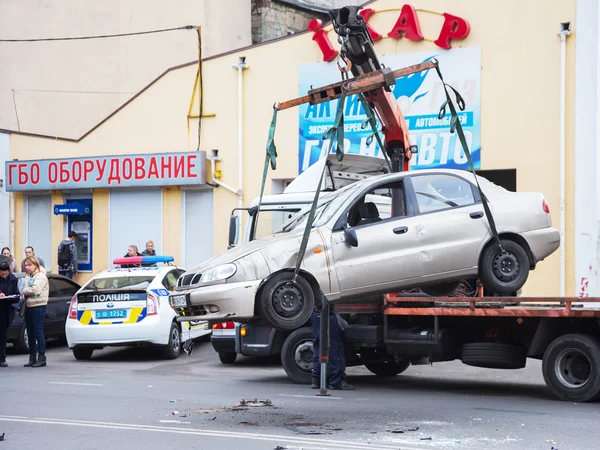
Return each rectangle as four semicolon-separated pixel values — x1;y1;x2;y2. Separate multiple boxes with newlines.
20;246;45;273
0;262;20;368
21;256;49;368
1;247;18;273
141;240;157;267
57;231;78;279
120;245;142;268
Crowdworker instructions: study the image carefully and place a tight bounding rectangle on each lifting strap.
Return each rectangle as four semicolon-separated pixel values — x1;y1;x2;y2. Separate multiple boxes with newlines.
254;105;280;231
292;88;348;281
431;59;503;251
357;93;393;172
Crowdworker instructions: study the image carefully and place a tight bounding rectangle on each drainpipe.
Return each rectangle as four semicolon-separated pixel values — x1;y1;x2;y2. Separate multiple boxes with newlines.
207;150;240;197
558;22;571;297
232;56;248;211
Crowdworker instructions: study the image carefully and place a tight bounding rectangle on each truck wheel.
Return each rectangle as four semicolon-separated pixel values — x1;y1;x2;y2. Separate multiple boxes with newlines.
281;327;313;384
421;281;460;297
542;333;600;402
218;351;237;364
365;361;410;377
479;240;530;295
461;342;526;369
72;347;94;360
14;325;29;354
161;322;181;360
258;272;315;331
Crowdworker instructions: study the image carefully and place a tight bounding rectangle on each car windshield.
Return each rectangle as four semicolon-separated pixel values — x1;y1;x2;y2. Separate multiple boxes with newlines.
275;182;362;233
84;276;154;290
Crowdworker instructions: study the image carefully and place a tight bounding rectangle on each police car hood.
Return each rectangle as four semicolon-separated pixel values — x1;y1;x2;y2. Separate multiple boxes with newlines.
188;229;307;273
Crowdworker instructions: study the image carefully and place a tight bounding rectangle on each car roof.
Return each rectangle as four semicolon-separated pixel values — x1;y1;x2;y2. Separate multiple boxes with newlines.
92;266;182;279
15;271;81;286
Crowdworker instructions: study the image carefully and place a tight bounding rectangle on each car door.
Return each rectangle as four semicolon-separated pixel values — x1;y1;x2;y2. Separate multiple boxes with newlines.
331;177;425;297
44;279;62;336
49;276;80;336
407;172;489;278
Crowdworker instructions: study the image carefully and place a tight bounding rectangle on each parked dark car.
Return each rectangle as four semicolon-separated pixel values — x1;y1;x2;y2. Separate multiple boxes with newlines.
7;273;81;353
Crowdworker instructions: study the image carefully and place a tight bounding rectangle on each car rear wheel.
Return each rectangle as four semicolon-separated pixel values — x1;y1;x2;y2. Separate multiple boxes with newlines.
13;325;29;354
218;352;237;364
479;239;530;295
258;272;315;331
72;347;94;360
281;327;313;384
161;322;181;360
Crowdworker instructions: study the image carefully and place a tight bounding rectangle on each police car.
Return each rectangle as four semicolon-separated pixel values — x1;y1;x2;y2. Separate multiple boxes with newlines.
65;256;211;360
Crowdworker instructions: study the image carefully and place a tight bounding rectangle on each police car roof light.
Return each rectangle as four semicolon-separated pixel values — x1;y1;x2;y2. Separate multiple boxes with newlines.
112;255;175;265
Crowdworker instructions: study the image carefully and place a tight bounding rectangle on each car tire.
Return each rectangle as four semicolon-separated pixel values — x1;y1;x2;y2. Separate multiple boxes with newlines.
72;347;94;360
258;272;315;331
364;360;411;377
542;333;600;402
479;239;530;295
461;342;526;369
218;351;237;364
13;325;29;354
421;281;461;297
161;322;182;360
281;327;313;384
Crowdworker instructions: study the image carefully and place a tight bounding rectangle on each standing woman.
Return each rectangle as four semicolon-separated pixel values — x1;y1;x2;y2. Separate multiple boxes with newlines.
1;247;18;273
21;256;49;367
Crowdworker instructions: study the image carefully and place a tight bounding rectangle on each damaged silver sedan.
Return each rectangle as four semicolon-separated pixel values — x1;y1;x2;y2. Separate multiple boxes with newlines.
170;168;559;330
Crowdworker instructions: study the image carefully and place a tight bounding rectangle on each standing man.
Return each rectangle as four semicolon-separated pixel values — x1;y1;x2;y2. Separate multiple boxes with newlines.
0;261;20;367
20;246;45;272
57;231;78;279
311;293;354;390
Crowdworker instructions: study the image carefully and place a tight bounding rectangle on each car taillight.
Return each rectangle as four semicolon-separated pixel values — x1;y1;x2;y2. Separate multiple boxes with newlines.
147;293;159;316
212;322;234;329
68;296;77;319
542;198;550;213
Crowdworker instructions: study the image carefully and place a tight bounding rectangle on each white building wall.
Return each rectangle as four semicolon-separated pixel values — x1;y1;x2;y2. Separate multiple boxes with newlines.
575;0;600;298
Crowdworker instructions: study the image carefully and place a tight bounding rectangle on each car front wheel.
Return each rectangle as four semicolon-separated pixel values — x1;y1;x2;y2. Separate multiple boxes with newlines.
258;272;315;331
479;239;530;295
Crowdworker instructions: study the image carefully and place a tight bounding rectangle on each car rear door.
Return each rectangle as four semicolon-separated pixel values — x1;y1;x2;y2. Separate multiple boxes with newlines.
407;173;489;276
44;279;63;336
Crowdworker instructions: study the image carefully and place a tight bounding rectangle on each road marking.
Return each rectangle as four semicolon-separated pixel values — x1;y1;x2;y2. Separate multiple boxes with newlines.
278;394;343;400
0;415;422;450
49;382;104;387
159;420;191;424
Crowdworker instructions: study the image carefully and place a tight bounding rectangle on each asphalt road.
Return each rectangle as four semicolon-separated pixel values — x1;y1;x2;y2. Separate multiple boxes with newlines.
1;338;597;450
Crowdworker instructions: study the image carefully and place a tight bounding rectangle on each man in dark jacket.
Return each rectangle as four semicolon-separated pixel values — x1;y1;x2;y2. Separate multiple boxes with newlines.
0;262;20;367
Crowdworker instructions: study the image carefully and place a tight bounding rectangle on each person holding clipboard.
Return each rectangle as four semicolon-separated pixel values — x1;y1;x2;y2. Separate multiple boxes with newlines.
0;261;20;367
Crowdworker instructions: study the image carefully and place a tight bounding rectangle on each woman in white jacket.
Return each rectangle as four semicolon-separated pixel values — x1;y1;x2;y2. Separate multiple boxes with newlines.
21;256;49;368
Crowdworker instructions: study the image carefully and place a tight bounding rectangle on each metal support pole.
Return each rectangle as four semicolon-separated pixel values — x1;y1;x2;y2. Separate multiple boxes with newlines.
316;294;331;397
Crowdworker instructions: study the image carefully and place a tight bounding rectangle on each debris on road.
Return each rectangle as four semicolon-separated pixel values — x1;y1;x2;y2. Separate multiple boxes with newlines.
545;440;557;444
237;398;272;408
387;426;419;434
169;400;175;403
420;437;432;441
148;385;153;388
0;432;4;441
172;411;180;415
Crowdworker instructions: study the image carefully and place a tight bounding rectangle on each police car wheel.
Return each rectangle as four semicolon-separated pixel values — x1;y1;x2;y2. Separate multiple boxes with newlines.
72;347;94;360
161;322;181;360
14;325;29;354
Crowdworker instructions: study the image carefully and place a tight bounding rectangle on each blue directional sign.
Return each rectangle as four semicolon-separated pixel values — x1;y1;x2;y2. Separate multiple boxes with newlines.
53;204;90;215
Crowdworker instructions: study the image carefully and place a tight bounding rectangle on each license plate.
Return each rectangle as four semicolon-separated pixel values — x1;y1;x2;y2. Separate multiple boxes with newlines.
96;310;127;319
170;294;188;307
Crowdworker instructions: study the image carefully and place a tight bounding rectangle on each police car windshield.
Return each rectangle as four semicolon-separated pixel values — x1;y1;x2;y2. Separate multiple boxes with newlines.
86;276;154;290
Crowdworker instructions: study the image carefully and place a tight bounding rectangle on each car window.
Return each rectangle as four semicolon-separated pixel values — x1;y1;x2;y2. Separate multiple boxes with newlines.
162;272;178;291
342;180;404;228
48;279;58;298
411;174;476;214
52;277;79;296
84;276;154;290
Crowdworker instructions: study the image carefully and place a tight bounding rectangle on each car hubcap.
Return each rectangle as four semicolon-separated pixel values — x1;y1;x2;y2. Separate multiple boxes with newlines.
271;281;305;318
555;348;591;389
492;251;520;282
294;340;313;372
172;328;180;353
24;328;29;348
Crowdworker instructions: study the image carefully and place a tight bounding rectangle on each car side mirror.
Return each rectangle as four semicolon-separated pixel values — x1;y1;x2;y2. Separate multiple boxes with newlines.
343;224;358;247
228;215;240;248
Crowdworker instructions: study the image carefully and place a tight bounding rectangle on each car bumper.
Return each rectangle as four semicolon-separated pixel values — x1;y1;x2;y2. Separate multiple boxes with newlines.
522;227;560;264
65;315;170;347
173;280;261;323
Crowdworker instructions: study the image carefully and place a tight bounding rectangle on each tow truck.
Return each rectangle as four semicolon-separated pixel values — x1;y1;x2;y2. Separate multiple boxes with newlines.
200;5;600;402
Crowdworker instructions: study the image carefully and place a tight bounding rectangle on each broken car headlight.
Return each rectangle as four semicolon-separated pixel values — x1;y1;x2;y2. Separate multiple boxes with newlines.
200;263;237;283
